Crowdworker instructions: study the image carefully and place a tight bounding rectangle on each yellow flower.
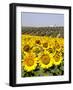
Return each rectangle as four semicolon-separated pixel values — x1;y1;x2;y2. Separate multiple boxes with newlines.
54;40;61;51
21;34;64;69
31;46;43;56
47;47;56;56
54;38;64;51
39;51;53;69
61;46;64;53
47;39;56;56
22;53;37;72
53;51;63;65
42;42;49;50
34;36;43;47
21;34;31;44
41;36;50;49
21;35;31;52
59;38;64;53
28;36;36;47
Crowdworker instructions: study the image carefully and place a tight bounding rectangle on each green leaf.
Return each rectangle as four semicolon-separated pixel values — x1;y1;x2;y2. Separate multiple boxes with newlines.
58;70;62;75
61;61;64;66
46;72;53;76
60;66;64;71
55;69;60;74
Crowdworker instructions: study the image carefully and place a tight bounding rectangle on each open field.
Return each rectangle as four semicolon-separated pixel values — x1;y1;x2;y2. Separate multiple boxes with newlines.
22;26;64;38
21;26;64;77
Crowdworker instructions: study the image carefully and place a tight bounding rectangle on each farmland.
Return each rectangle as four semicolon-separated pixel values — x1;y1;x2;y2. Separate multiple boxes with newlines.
21;26;64;77
22;26;64;38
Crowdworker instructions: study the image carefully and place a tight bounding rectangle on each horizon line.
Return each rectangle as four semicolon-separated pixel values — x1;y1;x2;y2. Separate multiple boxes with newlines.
22;26;64;27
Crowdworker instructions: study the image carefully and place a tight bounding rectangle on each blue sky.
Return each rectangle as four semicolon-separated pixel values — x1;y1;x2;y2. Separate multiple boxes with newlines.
21;12;64;27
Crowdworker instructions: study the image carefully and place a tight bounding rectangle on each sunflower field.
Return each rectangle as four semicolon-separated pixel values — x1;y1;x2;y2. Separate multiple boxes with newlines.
21;33;64;77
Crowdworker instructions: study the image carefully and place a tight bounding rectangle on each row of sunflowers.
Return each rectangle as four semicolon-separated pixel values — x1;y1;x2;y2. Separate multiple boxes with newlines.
21;34;64;77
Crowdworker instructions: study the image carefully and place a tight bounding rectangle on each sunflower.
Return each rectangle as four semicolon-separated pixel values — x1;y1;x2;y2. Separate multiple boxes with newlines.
53;51;63;65
28;36;36;47
54;40;61;51
59;38;64;53
47;47;56;56
60;45;64;54
42;42;49;50
34;36;42;46
21;35;32;52
22;53;37;72
39;51;53;69
46;40;56;56
21;34;31;45
31;46;43;56
41;36;50;50
21;35;36;52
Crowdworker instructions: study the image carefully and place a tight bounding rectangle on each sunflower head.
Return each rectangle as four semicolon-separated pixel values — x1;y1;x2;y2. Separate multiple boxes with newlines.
53;51;63;65
40;54;50;65
54;40;61;51
22;53;37;72
24;55;34;66
31;45;44;57
39;51;53;69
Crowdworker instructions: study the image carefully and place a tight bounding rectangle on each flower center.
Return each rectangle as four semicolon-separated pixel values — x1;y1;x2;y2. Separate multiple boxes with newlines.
43;43;48;48
35;40;41;45
41;54;50;65
23;45;30;52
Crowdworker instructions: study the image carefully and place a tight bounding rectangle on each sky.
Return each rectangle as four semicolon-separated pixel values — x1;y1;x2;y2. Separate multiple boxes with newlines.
21;12;64;27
